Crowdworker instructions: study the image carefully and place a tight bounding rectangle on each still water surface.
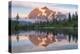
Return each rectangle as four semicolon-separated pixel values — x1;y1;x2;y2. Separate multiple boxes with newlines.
11;29;78;53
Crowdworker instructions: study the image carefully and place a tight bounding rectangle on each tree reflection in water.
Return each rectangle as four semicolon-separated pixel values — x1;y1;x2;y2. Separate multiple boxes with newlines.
16;34;19;42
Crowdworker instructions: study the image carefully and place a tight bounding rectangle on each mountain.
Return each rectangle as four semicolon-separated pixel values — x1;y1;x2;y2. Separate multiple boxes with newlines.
28;6;56;21
11;6;67;24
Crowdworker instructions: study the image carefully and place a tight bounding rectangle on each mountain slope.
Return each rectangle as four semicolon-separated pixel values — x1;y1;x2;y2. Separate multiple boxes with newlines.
28;6;56;20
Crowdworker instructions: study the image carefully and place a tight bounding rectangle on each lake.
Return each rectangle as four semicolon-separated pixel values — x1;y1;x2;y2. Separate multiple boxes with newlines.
10;29;78;53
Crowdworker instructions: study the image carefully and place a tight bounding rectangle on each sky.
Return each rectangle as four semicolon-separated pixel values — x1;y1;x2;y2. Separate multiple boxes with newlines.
11;1;78;18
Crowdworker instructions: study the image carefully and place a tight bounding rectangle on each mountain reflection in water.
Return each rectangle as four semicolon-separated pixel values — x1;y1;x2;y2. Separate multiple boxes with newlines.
11;30;78;52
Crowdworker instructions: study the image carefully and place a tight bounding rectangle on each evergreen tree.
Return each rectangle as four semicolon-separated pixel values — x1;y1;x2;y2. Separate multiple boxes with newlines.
72;13;75;20
75;12;78;20
68;13;71;21
15;13;19;31
16;13;19;21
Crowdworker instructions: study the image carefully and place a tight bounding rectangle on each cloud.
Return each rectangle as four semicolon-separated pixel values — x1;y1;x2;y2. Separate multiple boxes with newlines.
12;1;77;9
12;1;48;8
